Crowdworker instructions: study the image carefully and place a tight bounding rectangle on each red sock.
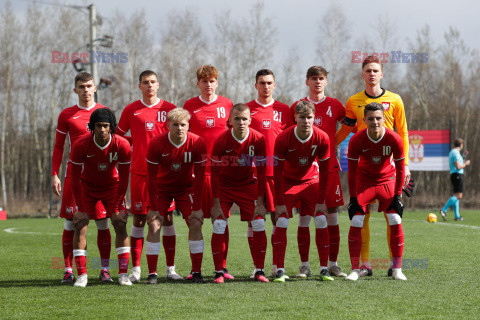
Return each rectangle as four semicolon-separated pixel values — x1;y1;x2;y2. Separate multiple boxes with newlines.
190;252;203;273
247;227;254;261
253;230;267;269
274;227;287;269
211;233;225;271
97;229;111;269
315;227;329;267
131;236;144;268
62;229;74;269
328;225;340;263
146;254;158;274
162;235;176;267
223;225;229;269
118;252;130;274
271;227;277;266
297;226;310;263
389;224;404;269
348;226;362;269
74;255;87;275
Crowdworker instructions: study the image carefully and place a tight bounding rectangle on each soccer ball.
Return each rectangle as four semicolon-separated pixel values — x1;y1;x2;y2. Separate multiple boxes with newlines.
427;213;438;223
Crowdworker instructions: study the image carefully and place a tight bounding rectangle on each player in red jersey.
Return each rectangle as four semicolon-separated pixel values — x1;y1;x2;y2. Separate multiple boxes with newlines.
210;103;268;283
273;101;333;282
70;108;132;287
146;108;207;284
246;69;294;278
116;70;181;282
183;65;234;279
345;102;406;281
51;72;113;284
290;66;347;278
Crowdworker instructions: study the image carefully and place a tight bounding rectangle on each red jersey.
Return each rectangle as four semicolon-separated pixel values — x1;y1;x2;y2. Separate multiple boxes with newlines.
274;126;330;204
347;127;405;196
146;132;206;211
183;96;233;173
292;97;345;172
71;134;131;187
210;128;267;197
52;103;106;176
247;99;294;176
117;99;177;176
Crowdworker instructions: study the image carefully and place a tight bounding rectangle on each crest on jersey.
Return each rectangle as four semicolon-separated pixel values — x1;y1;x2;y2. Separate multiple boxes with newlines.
206;117;215;128
262;119;271;129
409;134;424;163
171;162;181;171
372;156;381;164
145;121;155;131
237;157;245;166
382;102;391;111
98;163;108;171
299;157;308;166
314;116;322;127
134;202;143;211
66;206;74;214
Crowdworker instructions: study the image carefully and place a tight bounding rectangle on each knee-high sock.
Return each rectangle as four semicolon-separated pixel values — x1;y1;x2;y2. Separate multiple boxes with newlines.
327;212;340;263
130;225;144;268
247;226;254;262
271;226;277;267
314;215;329;268
223;224;229;269
389;224;404;268
453;198;460;219
251;219;267;270
97;229;111;269
274;217;289;269
73;249;87;276
145;241;161;275
360;206;371;266
384;213;393;260
297;227;310;263
189;240;204;273
442;196;458;213
162;225;176;267
116;247;130;275
348;227;362;270
62;221;75;270
212;219;227;272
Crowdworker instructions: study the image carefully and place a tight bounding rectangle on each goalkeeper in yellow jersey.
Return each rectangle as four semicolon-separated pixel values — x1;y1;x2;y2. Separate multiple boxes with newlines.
336;55;411;277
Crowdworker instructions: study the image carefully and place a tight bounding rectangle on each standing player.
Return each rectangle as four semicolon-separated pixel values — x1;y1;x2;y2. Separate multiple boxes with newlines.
70;108;132;287
273;101;332;282
146;108;207;284
290;66;347;278
210;104;269;283
336;56;410;276
116;70;181;282
246;69;294;278
183;65;234;279
440;138;471;221
51;72;113;284
345;102;406;281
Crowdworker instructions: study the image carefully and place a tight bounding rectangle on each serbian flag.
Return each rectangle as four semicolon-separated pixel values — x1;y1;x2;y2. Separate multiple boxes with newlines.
408;130;450;171
339;130;450;171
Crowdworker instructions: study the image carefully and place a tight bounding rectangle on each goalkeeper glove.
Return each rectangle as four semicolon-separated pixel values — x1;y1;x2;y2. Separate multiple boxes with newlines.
387;195;404;217
347;197;364;220
402;177;415;197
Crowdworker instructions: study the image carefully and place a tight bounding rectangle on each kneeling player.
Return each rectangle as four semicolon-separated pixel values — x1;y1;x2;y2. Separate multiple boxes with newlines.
210;103;269;283
71;108;132;287
273;101;332;282
146;108;207;284
345;102;406;281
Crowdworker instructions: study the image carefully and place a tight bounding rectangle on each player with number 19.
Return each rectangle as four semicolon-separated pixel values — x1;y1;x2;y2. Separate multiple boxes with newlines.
183;65;234;279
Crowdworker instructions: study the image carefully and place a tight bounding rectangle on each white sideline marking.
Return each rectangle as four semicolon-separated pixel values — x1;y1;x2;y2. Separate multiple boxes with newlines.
406;219;480;230
4;227;60;235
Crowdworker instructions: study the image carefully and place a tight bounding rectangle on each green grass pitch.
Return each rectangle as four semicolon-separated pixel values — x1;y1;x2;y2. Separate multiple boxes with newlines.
1;210;479;319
